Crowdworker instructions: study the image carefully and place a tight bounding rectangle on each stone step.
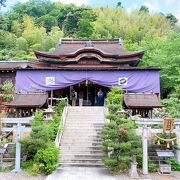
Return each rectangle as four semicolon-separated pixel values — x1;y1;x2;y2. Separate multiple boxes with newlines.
61;158;102;164
61;140;102;144
63;130;102;133
65;123;104;127
60;150;103;154
63;128;102;131
3;157;15;162
60;162;104;167
65;120;104;123
3;154;15;158
62;133;101;137
60;153;106;159
61;142;102;146
61;136;102;139
60;146;103;151
68;108;104;110
61;137;102;141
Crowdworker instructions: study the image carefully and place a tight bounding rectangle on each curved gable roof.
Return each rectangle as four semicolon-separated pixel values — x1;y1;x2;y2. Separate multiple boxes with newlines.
34;39;144;60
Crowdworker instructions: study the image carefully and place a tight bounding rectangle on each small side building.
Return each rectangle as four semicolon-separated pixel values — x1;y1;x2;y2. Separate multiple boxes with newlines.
124;93;163;118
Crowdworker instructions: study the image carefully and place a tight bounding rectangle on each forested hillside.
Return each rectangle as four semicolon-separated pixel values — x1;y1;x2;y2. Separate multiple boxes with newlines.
0;0;179;99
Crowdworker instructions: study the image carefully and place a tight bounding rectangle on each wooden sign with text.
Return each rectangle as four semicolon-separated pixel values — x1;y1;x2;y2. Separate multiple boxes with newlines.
163;118;174;133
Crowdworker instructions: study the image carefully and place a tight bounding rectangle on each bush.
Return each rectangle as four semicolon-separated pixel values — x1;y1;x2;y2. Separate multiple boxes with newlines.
34;143;59;174
101;87;141;174
167;158;180;171
54;99;66;115
20;101;65;175
148;162;157;172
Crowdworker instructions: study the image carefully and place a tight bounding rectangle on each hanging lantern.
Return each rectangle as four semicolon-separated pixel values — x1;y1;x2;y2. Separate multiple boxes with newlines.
166;142;170;149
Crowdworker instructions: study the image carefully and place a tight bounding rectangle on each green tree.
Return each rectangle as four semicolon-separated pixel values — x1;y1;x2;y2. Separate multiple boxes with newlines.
15;37;28;52
166;13;178;26
11;20;22;37
117;2;123;8
0;0;6;7
139;5;149;13
77;10;96;38
101;88;141;173
36;15;58;32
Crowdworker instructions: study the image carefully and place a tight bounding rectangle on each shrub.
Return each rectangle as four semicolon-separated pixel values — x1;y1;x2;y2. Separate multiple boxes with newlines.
20;101;65;175
101;87;141;174
54;99;66;115
148;162;157;172
34;143;59;174
167;158;180;171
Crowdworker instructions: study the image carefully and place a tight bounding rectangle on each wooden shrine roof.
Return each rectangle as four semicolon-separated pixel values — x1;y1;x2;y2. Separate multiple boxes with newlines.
34;39;144;65
124;94;163;109
7;93;48;108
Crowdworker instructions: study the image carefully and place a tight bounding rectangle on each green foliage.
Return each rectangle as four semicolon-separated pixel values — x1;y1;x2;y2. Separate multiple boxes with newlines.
20;101;65;175
101;87;141;174
139;5;149;13
0;1;179;99
77;10;96;38
166;13;178;26
161;98;180;118
34;143;59;174
54;99;66;115
0;82;14;101
167;158;180;171
148;162;157;172
21;160;42;176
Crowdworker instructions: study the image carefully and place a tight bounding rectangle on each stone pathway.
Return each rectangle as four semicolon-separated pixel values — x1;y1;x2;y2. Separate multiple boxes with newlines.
46;167;116;180
46;167;180;180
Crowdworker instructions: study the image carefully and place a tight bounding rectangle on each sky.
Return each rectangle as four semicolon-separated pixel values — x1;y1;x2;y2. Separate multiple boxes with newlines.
1;0;180;21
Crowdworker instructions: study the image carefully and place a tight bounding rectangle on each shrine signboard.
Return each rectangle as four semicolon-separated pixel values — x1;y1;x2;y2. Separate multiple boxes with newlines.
163;118;174;133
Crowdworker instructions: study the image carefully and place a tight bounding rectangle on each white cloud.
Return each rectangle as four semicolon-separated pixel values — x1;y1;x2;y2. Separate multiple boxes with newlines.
55;0;89;6
144;2;159;12
165;0;175;6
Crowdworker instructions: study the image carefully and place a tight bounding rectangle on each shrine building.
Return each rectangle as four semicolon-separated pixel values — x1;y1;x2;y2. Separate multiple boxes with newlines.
0;39;162;117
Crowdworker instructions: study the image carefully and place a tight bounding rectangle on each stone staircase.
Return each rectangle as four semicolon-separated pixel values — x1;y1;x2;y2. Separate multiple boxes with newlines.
148;144;168;165
60;107;106;167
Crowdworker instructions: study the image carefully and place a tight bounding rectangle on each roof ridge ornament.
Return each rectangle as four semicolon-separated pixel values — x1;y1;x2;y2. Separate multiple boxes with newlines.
85;40;94;47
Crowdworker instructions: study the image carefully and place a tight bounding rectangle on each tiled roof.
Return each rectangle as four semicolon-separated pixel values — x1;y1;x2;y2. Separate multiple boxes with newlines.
0;61;30;70
34;39;144;59
7;93;48;107
124;94;163;108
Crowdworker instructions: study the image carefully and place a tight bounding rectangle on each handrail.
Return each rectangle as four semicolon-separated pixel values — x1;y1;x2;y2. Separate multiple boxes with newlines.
55;106;68;147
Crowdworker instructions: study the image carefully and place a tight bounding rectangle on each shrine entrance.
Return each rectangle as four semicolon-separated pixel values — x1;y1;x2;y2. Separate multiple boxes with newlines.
48;80;110;106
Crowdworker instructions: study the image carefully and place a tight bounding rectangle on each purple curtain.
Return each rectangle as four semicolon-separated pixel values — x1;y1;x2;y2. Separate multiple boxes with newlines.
15;70;160;93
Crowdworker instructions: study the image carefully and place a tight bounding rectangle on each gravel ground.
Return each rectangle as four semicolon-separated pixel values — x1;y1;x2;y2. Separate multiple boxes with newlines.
0;171;46;180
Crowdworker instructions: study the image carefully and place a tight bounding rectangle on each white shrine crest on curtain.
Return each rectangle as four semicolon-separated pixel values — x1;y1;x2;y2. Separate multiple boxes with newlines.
46;77;55;85
118;77;128;86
